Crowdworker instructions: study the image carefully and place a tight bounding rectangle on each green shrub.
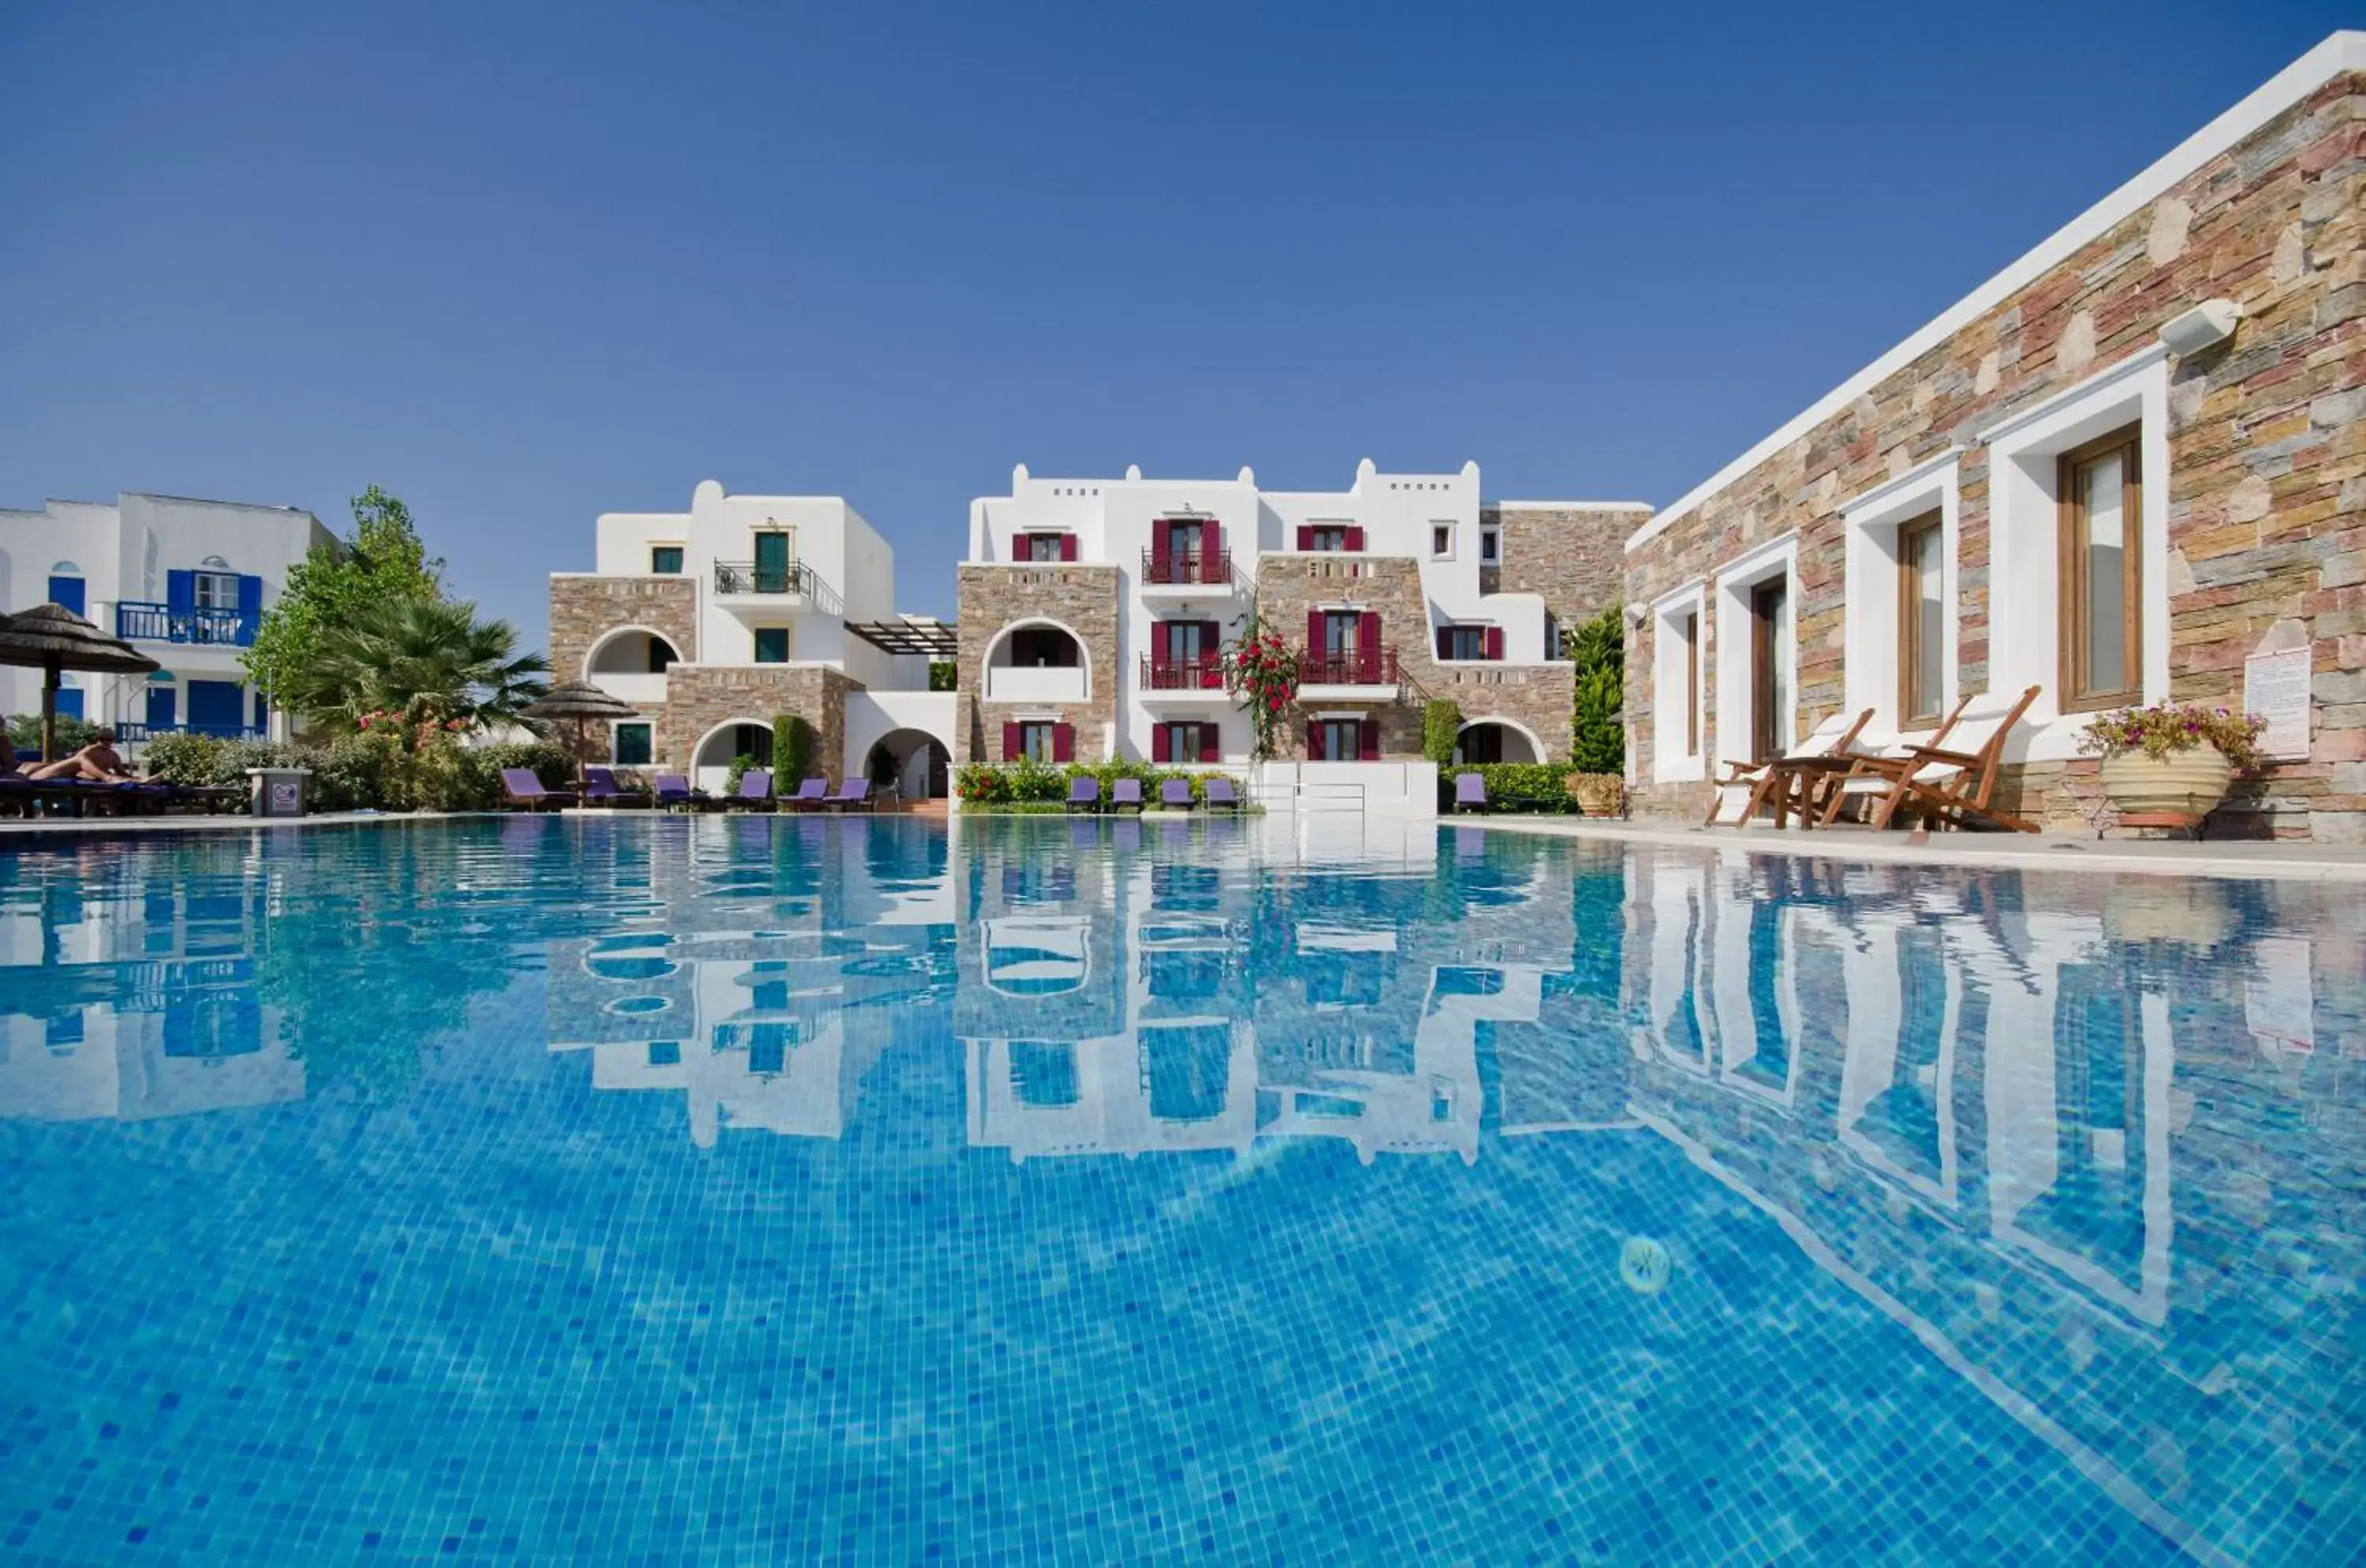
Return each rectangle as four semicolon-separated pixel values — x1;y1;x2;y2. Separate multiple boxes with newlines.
1568;606;1625;775
1422;700;1462;764
954;760;1245;807
1442;762;1581;813
772;714;816;783
9;712;100;759
927;661;957;693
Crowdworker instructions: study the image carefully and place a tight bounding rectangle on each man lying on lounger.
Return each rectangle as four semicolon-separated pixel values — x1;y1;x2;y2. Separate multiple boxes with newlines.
25;730;135;782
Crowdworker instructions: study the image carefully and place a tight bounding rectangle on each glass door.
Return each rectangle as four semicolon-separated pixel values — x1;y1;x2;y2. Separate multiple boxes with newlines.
1750;578;1791;763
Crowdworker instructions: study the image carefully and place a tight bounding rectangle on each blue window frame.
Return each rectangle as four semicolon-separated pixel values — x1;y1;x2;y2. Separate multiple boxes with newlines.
754;627;789;663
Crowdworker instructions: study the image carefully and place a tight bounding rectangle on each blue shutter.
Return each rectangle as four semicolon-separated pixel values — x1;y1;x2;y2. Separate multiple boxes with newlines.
55;688;84;721
147;686;178;730
188;680;243;734
47;576;86;616
252;689;268;729
236;575;263;646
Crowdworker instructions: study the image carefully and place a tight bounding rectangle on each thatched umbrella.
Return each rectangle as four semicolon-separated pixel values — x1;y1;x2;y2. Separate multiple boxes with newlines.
521;681;640;787
0;603;162;761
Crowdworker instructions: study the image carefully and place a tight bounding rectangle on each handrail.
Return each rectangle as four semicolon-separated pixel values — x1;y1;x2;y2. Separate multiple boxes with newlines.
116;601;256;647
1139;654;1226;691
1297;647;1398;685
1140;547;1234;588
712;559;843;614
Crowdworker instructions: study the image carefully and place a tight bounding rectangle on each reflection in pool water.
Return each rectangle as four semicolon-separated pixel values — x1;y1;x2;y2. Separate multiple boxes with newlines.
0;815;2357;1563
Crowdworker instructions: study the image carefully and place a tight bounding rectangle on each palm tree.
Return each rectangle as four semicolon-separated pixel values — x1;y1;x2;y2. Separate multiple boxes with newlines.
281;596;549;735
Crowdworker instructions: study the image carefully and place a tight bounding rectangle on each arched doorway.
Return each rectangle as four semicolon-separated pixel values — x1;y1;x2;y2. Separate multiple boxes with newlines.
1455;720;1541;765
864;727;951;801
692;719;773;791
586;627;681;676
983;621;1090;703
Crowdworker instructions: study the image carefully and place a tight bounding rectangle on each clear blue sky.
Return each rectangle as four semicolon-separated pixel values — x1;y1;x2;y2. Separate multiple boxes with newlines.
3;1;2355;644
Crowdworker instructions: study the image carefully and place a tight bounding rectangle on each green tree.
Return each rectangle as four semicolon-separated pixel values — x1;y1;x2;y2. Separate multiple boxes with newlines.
243;486;444;703
278;596;548;735
1569;606;1625;775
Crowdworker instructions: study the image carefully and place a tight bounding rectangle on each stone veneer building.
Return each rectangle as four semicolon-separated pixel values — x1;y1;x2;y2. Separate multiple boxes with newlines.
550;480;958;794
1625;32;2366;839
955;458;1639;771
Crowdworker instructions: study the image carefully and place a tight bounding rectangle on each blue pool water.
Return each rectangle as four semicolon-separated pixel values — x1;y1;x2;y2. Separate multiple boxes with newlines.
0;814;2359;1564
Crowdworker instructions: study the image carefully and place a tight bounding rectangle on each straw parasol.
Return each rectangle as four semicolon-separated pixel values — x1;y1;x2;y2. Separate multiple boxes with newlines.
521;681;640;786
0;603;162;761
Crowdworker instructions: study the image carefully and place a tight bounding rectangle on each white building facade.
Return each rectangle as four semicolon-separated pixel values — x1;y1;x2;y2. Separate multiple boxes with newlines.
0;492;333;749
550;480;958;795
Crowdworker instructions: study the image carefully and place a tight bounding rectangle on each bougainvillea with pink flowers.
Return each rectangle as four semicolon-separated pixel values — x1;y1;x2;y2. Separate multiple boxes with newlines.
1220;615;1300;762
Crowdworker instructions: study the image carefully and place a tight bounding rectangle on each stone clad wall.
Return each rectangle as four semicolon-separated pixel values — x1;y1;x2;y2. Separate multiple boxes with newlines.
1255;554;1576;760
954;564;1122;763
1487;504;1649;635
549;575;699;680
1625;72;2366;836
660;665;853;778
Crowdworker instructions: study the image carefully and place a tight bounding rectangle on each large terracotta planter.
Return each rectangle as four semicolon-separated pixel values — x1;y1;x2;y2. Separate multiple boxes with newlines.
2097;749;2234;819
1566;773;1624;816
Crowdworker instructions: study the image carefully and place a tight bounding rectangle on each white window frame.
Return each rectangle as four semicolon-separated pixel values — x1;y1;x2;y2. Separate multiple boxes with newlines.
1650;581;1708;782
193;569;240;610
611;720;655;766
1430;522;1455;561
1842;454;1961;741
1712;532;1800;772
1983;345;2171;763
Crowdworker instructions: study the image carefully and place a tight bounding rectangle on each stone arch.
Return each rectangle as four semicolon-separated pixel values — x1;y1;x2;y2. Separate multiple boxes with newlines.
981;617;1092;697
1455;718;1543;765
690;716;776;787
862;726;950;800
585;624;682;678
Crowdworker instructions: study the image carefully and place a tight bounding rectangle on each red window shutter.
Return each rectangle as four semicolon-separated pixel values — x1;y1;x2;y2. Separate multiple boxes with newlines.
1060;534;1077;562
1010;532;1024;562
1200;623;1222;687
1001;722;1021;761
1307;719;1326;760
1359;718;1379;759
1207;521;1223;571
1437;625;1453;660
1152;724;1170;763
1344;526;1364;551
1199;725;1219;763
1151;519;1171;563
1358;610;1380;681
1485;625;1505;661
1052;722;1074;763
1306;609;1323;661
1296;525;1313;551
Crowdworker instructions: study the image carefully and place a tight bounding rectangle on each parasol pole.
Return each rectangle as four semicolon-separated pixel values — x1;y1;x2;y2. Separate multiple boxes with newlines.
42;653;59;763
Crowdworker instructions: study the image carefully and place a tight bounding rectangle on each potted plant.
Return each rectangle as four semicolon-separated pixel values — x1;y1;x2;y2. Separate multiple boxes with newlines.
2076;701;2268;823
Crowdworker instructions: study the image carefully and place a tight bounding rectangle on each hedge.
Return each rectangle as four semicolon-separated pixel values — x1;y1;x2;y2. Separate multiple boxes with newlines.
1439;762;1584;813
955;759;1247;805
142;732;576;813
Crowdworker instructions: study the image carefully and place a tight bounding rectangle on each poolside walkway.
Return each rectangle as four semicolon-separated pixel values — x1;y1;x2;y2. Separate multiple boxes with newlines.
1456;813;2366;883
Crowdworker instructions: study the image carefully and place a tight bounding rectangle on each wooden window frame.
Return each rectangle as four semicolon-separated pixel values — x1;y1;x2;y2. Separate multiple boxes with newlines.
1897;510;1945;726
2057;424;2144;713
1680;610;1700;759
1749;578;1789;763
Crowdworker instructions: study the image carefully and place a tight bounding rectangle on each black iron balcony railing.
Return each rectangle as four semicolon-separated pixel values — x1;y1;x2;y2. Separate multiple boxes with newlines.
116;603;256;647
1139;654;1226;691
715;559;815;596
1298;647;1398;685
1140;547;1233;587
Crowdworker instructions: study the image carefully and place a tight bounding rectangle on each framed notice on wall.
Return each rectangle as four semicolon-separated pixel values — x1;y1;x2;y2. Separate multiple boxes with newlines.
2242;645;2312;761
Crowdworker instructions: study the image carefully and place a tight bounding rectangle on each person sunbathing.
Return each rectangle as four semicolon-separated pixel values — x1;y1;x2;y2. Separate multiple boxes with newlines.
26;730;135;782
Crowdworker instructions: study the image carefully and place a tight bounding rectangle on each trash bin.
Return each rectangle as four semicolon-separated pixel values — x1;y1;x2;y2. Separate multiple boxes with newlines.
245;767;312;819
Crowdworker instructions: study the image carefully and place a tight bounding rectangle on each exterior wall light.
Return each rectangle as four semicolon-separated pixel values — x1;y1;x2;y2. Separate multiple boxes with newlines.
2158;298;2240;356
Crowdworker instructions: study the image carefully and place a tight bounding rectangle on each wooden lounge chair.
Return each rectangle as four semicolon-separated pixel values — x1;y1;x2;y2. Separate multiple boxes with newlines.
782;777;830;811
1158;778;1194;811
1809;695;1973;827
501;767;575;812
1204;777;1242;812
1065;777;1103;813
1823;687;2042;831
1110;778;1145;812
1706;708;1874;827
723;767;775;812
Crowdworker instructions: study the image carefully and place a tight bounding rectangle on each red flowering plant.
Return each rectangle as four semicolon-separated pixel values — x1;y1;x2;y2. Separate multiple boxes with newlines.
2076;701;2269;773
1219;614;1299;763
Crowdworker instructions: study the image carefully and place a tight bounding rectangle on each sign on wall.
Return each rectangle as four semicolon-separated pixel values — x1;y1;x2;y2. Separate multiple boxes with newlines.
2242;645;2312;761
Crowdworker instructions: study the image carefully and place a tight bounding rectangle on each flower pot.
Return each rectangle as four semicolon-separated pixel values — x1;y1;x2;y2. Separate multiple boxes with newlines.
1567;773;1624;816
2097;750;2234;819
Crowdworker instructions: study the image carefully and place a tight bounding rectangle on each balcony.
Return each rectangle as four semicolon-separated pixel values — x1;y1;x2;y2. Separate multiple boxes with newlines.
984;665;1088;704
116;603;256;648
1139;655;1226;700
118;722;266;745
1139;547;1236;592
712;560;843;614
1297;646;1399;700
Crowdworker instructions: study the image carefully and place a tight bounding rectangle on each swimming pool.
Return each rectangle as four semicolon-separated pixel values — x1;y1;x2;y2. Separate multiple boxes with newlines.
0;814;2356;1563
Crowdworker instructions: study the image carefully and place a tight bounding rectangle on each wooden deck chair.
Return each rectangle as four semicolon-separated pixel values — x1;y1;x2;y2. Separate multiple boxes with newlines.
1879;685;2044;832
1813;693;1975;827
1705;708;1874;827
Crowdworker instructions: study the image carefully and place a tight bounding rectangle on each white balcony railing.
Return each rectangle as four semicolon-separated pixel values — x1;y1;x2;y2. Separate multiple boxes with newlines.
984;665;1088;704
